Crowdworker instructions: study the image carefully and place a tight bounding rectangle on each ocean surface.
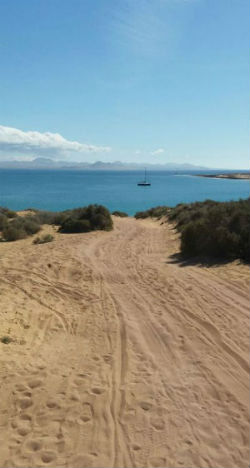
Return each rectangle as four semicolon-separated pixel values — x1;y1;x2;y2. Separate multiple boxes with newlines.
0;169;249;215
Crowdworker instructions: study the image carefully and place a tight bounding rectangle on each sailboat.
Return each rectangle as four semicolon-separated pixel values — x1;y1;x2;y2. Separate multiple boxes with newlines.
137;168;151;186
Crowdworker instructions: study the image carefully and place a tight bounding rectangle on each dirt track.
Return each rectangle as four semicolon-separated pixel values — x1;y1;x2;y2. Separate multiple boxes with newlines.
0;217;249;468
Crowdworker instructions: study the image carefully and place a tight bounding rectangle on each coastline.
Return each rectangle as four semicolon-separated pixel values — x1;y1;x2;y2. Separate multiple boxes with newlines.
196;172;250;180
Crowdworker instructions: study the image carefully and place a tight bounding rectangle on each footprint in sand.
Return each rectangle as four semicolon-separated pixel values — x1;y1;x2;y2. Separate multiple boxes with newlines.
77;373;87;379
15;383;29;393
103;354;112;364
16;424;30;437
19;413;32;422
18;397;33;410
79;403;93;423
28;378;43;389
46;399;60;409
91;387;105;395
150;416;165;431
140;401;153;411
40;450;57;463
149;456;167;467
132;444;141;451
25;439;42;452
69;391;80;402
74;376;88;386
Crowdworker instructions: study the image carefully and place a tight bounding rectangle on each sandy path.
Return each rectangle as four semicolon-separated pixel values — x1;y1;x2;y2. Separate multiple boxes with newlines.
0;217;249;468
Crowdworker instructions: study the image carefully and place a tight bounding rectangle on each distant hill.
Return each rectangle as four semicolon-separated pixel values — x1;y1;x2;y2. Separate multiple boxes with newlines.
0;158;215;171
1;158;248;172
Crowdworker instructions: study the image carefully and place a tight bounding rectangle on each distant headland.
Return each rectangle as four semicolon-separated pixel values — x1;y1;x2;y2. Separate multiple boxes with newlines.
196;172;250;180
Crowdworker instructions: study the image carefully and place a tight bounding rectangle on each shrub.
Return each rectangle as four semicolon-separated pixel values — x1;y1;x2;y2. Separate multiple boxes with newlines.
181;220;207;256
52;212;68;225
2;216;41;241
32;210;61;225
58;204;113;233
175;198;250;261
33;234;54;244
1;204;113;240
0;214;7;230
21;219;40;235
2;225;27;241
91;214;110;229
135;206;169;219
59;218;91;233
0;207;17;218
112;211;128;217
134;198;250;261
1;336;12;344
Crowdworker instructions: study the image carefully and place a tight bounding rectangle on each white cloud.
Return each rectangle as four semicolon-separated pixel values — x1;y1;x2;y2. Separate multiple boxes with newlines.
151;148;165;155
0;125;111;159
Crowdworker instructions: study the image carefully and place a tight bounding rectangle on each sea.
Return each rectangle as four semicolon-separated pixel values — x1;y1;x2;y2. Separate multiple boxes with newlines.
0;169;249;216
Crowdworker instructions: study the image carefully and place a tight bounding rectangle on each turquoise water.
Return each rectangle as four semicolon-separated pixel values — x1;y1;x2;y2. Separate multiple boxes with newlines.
0;170;249;215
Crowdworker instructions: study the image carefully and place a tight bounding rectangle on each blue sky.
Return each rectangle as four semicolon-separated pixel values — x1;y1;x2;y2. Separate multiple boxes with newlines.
0;0;249;168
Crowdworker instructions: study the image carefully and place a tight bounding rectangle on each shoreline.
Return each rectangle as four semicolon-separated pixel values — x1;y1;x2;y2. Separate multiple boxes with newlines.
196;172;250;180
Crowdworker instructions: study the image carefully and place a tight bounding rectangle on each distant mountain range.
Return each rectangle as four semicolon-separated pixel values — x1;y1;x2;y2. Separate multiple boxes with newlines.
0;157;213;171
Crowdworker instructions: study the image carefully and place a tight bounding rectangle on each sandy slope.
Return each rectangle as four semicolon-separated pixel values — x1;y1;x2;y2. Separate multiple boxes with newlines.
0;217;249;468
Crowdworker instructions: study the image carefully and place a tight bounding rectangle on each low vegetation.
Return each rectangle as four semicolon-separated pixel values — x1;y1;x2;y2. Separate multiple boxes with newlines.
0;207;17;218
135;206;170;219
0;204;113;241
135;199;250;262
112;211;128;217
2;216;41;241
0;207;18;232
1;336;12;344
33;234;54;244
58;205;113;233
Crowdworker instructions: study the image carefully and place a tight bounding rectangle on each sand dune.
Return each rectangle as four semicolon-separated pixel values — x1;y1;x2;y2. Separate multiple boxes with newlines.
0;217;249;468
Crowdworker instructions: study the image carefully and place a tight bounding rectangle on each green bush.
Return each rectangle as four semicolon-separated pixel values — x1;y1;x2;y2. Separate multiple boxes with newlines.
1;204;113;241
2;216;40;241
21;219;40;235
91;214;109;229
2;225;27;241
32;210;65;225
0;214;7;230
60;218;91;233
59;204;113;233
33;234;54;244
112;211;128;217
176;199;250;261
0;207;17;218
135;206;169;219
52;212;68;225
1;336;12;344
133;198;250;261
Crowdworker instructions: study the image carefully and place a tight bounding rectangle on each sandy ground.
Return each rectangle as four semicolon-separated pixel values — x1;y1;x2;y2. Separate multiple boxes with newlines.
197;173;250;179
0;217;249;468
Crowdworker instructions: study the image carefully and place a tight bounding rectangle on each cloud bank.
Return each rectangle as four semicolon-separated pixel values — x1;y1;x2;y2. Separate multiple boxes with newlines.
151;148;165;156
0;125;111;159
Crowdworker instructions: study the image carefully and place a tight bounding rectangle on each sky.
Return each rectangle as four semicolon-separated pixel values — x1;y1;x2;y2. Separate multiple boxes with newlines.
0;0;249;168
